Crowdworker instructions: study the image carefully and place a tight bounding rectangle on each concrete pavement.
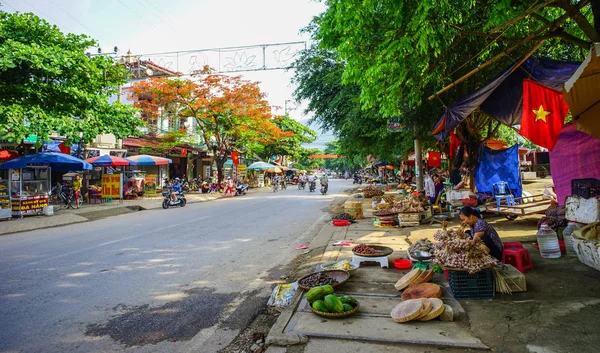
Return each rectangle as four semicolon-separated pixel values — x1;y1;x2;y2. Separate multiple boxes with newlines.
0;179;354;353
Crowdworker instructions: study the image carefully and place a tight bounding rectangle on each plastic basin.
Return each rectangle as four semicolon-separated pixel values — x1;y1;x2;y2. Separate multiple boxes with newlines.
332;220;349;227
392;259;412;269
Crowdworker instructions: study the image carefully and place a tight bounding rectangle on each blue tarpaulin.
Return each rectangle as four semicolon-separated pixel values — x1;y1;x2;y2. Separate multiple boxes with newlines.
475;145;521;198
433;57;581;140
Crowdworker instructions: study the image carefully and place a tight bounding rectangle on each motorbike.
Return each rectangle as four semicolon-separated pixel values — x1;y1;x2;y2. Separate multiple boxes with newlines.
298;180;306;190
162;189;187;209
353;176;362;184
309;181;316;192
235;182;249;196
320;183;328;195
280;180;287;190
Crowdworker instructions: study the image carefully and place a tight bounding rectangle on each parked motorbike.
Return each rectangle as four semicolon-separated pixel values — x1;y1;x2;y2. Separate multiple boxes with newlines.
235;182;249;196
353;176;362;184
162;189;187;209
298;180;306;190
309;181;316;192
320;183;328;195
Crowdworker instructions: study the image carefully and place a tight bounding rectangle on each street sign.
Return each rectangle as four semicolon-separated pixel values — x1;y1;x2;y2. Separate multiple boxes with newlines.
387;118;407;133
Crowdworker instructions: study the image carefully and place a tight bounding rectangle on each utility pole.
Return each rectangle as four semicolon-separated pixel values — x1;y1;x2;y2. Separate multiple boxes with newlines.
414;132;424;192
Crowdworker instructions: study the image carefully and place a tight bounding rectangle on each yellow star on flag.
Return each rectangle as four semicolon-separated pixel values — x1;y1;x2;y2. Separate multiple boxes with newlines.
532;105;551;122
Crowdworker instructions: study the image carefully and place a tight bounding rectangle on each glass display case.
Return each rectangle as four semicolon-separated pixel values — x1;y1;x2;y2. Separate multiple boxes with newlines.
0;177;11;220
10;167;50;217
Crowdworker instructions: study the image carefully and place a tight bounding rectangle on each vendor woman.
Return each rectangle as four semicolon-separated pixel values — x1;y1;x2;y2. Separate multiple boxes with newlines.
459;207;504;261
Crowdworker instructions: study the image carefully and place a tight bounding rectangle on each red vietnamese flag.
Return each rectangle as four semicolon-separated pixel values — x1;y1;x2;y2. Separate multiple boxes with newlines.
520;79;569;151
428;151;441;167
231;151;240;166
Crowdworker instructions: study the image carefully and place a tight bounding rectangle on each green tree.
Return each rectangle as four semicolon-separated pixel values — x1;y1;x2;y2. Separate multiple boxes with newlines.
291;43;437;163
323;141;365;172
248;115;317;161
0;12;141;144
293;147;326;170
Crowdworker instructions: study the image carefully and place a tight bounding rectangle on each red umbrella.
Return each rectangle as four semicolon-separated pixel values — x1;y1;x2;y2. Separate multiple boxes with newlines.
85;155;135;166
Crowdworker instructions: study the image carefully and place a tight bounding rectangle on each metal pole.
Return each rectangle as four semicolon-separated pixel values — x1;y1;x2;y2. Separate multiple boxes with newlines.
414;138;424;192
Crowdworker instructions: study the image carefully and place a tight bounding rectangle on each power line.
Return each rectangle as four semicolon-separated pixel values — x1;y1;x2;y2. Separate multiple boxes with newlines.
134;0;177;32
20;0;79;35
49;0;111;47
1;1;18;11
116;0;168;39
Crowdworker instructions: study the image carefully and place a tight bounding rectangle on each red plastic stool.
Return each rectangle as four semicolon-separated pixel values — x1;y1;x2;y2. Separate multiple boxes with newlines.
503;242;524;249
502;247;534;273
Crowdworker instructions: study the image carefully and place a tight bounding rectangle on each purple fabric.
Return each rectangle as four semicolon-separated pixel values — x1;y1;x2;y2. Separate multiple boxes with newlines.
549;124;600;205
434;57;580;141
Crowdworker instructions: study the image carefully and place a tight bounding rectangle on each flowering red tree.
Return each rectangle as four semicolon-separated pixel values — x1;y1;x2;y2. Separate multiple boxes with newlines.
130;69;292;181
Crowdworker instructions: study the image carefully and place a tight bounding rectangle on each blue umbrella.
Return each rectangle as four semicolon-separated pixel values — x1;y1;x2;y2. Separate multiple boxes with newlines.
0;152;92;171
247;161;278;171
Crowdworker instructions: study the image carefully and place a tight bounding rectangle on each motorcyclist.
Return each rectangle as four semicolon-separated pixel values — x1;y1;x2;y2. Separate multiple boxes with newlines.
170;177;182;204
307;173;317;190
319;173;329;194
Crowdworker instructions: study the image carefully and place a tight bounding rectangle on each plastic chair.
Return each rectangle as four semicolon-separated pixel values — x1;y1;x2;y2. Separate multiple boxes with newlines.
493;181;515;212
502;247;534;273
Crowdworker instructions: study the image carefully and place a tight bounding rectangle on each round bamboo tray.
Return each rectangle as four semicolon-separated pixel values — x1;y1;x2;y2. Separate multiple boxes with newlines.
352;245;394;257
298;270;350;291
311;303;360;319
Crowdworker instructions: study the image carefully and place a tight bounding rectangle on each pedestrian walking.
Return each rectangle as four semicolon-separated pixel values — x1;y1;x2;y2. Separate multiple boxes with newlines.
72;174;82;209
225;176;235;197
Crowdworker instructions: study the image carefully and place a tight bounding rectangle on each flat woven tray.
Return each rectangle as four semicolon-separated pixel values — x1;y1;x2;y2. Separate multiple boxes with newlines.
352;245;394;257
311;303;360;319
298;270;350;291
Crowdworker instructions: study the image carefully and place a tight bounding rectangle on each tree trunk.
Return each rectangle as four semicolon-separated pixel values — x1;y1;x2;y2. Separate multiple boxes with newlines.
216;157;226;184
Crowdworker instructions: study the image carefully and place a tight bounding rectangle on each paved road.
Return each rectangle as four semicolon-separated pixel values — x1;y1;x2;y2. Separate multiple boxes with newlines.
0;179;353;353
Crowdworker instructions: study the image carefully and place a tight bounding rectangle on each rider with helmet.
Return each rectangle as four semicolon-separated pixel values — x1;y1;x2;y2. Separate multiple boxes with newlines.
170;177;182;204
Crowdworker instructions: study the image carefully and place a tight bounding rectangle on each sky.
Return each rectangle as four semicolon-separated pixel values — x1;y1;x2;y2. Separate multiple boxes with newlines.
2;0;334;149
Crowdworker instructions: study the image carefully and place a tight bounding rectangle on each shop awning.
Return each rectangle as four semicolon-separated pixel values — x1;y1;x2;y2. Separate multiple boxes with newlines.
563;43;600;139
433;57;581;141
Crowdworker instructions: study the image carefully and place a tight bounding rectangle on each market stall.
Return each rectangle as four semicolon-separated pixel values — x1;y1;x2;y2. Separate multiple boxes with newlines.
85;155;137;202
0;152;92;217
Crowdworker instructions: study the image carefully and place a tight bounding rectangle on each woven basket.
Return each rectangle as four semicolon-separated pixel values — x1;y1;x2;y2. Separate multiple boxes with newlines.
298;270;350;291
352;245;394;257
311;303;360;319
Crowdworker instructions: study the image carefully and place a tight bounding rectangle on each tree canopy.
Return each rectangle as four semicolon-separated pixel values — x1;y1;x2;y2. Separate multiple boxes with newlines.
0;12;141;144
292;1;596;171
248;115;318;162
129;72;293;181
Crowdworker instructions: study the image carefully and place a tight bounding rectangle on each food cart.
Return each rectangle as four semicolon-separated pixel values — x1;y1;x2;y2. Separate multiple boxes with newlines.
9;166;51;217
0;152;92;217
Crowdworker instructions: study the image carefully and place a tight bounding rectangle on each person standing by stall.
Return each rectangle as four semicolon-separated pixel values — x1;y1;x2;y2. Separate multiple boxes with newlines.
72;174;82;209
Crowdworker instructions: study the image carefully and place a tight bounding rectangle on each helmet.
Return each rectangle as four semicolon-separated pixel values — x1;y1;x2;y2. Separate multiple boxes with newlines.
175;177;180;181
227;176;231;179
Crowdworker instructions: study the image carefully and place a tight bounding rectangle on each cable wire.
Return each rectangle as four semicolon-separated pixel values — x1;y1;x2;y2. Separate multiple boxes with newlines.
49;0;111;47
134;0;177;32
116;0;168;39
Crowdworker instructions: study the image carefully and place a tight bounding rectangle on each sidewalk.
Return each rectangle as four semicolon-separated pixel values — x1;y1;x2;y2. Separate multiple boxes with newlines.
265;190;600;353
0;189;261;236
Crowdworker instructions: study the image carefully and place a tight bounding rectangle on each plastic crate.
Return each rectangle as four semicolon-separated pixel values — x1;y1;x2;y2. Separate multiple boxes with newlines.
447;270;495;300
571;178;599;199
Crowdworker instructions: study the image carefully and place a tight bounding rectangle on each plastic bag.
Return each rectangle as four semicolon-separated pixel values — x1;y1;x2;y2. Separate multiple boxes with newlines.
267;282;298;310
